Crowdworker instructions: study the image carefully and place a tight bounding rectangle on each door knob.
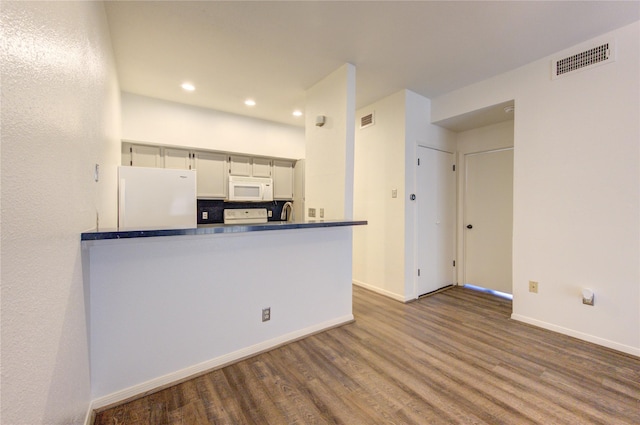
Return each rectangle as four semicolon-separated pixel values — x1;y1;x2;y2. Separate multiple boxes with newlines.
466;224;473;229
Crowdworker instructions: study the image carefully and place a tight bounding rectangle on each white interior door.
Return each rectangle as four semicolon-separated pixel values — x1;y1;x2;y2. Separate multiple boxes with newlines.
464;148;513;294
416;146;456;296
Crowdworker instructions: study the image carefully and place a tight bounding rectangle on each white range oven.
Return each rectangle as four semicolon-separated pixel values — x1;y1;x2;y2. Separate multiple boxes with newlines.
223;208;268;224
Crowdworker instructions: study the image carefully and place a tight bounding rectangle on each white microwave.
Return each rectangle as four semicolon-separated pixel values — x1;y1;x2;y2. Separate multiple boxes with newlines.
227;176;273;202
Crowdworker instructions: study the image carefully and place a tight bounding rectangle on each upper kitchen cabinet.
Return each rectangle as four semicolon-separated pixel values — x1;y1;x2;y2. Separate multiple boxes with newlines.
229;155;272;177
164;148;192;170
229;155;252;176
193;151;227;199
123;143;163;167
273;160;294;200
252;157;272;178
121;141;295;200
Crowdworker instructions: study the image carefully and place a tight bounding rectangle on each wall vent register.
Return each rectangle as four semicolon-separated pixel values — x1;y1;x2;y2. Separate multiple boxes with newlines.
360;111;375;129
552;40;615;79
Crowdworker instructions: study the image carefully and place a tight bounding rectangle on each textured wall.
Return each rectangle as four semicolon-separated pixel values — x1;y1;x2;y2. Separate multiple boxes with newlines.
432;22;640;355
121;93;306;160
1;1;120;423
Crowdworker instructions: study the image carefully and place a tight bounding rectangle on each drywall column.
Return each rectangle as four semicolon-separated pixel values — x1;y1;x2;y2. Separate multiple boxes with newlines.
304;63;356;220
1;1;121;423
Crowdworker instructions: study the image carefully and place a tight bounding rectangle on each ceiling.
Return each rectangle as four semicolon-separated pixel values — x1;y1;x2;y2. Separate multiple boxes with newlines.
104;1;639;129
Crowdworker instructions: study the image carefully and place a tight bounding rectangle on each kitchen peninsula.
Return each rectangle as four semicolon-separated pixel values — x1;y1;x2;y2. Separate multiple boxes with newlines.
82;219;366;408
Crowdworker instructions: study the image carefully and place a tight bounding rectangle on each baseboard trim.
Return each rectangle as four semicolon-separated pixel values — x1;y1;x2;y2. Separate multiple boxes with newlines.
511;313;640;358
83;401;95;425
90;314;354;412
353;280;409;302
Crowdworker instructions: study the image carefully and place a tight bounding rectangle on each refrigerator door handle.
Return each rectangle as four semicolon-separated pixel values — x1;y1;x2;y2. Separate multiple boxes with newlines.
118;179;126;229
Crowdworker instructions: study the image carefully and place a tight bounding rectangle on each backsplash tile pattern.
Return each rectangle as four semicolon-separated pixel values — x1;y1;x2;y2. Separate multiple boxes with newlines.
197;200;291;224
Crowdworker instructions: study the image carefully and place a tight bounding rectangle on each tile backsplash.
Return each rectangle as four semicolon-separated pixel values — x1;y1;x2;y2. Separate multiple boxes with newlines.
197;200;292;224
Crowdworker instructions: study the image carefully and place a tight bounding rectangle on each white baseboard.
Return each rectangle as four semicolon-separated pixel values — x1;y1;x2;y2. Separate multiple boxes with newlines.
353;280;410;303
83;401;95;425
511;313;640;358
90;315;354;412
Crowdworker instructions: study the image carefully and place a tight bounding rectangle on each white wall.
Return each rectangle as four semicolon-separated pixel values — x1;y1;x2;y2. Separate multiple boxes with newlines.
121;92;305;160
304;63;356;220
353;91;407;300
432;22;640;356
87;228;354;403
353;90;455;301
1;2;121;423
455;120;514;285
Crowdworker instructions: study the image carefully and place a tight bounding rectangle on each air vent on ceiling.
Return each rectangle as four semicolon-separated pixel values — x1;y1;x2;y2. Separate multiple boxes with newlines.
360;111;375;129
552;40;615;79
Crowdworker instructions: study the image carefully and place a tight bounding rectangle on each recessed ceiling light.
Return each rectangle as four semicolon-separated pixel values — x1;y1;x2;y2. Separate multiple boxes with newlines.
244;99;256;106
181;82;195;92
292;110;303;117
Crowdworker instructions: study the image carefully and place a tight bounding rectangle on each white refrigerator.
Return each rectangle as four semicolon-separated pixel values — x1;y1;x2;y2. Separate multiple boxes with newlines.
118;166;197;231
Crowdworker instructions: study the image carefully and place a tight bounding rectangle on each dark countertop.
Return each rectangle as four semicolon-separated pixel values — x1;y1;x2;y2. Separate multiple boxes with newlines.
81;220;367;241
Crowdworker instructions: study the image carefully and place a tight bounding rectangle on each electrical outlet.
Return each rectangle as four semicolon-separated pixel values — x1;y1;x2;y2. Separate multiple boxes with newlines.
319;208;324;218
267;210;272;218
392;189;398;198
529;281;539;293
202;211;208;220
309;208;316;218
262;307;271;322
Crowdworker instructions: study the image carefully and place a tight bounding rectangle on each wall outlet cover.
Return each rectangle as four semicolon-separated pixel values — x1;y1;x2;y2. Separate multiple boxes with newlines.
262;307;271;322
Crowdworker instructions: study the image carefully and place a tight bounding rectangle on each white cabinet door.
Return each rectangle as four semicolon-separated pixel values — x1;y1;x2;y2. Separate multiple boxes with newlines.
229;155;251;176
273;160;294;200
252;157;272;177
129;144;163;168
193;151;227;199
164;148;192;170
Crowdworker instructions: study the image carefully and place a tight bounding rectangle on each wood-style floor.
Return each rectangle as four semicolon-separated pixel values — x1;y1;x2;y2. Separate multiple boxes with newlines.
94;285;640;424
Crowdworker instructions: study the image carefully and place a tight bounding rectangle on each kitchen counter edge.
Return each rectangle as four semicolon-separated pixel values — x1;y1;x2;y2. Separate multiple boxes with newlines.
81;220;367;242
